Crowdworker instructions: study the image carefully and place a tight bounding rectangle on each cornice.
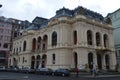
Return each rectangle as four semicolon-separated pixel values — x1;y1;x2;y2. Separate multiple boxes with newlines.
47;15;113;30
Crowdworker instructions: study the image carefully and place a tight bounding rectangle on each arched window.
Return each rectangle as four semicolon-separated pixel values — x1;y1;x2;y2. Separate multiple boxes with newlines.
42;35;48;50
52;31;57;46
42;54;47;68
31;56;35;69
16;48;18;54
73;30;77;45
96;32;101;46
87;30;93;45
37;37;42;50
13;48;15;54
32;38;36;51
97;54;102;69
52;54;56;64
23;41;26;51
104;34;109;47
105;54;110;69
3;43;8;48
19;47;21;52
23;57;25;63
36;55;41;68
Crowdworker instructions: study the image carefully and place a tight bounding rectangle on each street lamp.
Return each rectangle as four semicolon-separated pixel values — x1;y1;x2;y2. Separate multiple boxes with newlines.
0;4;2;8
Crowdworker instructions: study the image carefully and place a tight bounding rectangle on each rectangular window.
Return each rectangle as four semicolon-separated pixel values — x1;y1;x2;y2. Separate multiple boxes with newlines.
42;44;45;50
119;50;120;56
115;51;118;56
4;36;7;41
116;50;120;57
0;35;3;40
0;29;4;33
0;51;6;57
8;29;11;34
23;57;25;63
1;24;4;27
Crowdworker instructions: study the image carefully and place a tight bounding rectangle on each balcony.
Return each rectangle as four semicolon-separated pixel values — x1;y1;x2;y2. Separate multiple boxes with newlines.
95;48;112;52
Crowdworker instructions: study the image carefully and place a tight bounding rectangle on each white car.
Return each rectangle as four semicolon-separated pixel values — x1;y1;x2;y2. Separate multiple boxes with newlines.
0;66;5;71
20;67;35;73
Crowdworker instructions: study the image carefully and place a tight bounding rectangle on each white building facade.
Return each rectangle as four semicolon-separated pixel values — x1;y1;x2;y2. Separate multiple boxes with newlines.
9;7;116;71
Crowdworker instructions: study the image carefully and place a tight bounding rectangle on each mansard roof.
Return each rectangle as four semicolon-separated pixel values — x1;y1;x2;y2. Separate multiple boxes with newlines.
30;16;48;30
32;16;48;25
26;23;39;30
55;7;73;17
55;6;104;22
29;6;110;31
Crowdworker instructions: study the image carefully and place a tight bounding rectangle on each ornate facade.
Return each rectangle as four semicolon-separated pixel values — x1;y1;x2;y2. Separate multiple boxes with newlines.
9;6;116;71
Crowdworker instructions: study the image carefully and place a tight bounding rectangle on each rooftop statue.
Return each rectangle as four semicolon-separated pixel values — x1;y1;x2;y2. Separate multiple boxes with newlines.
77;7;84;15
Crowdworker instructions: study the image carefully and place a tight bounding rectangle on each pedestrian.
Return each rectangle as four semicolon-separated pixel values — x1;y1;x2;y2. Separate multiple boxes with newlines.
92;63;97;77
92;68;96;77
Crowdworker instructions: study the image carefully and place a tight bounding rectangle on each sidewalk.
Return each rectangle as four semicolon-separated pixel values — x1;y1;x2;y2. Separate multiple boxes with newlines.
84;74;120;78
71;72;120;78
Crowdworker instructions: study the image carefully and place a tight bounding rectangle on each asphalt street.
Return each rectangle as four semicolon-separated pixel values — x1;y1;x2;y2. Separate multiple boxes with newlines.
0;72;120;80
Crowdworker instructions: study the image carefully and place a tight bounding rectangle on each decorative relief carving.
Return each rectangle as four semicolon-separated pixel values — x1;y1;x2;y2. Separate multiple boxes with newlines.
105;18;112;25
48;18;58;26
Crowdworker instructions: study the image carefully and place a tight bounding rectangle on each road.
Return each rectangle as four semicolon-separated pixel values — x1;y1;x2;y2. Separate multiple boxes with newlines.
0;72;120;80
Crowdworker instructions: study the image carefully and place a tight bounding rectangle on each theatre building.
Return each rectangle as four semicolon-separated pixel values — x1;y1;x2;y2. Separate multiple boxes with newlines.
9;6;116;71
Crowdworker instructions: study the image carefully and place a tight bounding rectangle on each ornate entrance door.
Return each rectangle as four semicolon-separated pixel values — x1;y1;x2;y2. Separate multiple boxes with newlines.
73;52;78;69
88;53;93;69
105;54;110;70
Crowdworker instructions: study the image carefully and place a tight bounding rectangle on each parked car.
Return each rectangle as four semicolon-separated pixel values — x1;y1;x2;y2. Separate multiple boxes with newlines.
0;66;6;71
7;67;20;72
36;68;53;75
52;68;70;76
20;67;35;73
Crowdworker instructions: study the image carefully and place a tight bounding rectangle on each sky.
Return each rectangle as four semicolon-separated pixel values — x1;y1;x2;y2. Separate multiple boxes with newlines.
0;0;120;22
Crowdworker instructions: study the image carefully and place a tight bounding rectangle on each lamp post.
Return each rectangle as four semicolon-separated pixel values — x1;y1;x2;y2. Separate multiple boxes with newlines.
0;4;2;8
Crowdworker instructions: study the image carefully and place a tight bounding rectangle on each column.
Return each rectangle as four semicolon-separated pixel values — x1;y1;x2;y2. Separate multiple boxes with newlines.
36;40;38;52
34;57;36;69
109;52;117;70
93;52;97;66
93;32;96;48
101;33;104;48
102;54;106;70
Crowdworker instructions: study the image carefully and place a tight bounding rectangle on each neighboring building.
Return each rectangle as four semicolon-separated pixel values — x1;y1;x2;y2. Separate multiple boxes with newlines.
107;9;120;71
0;16;31;67
7;18;31;51
8;18;31;39
9;6;116;71
0;16;12;67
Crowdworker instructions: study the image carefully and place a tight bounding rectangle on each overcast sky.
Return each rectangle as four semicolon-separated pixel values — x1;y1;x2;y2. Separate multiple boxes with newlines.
0;0;120;22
